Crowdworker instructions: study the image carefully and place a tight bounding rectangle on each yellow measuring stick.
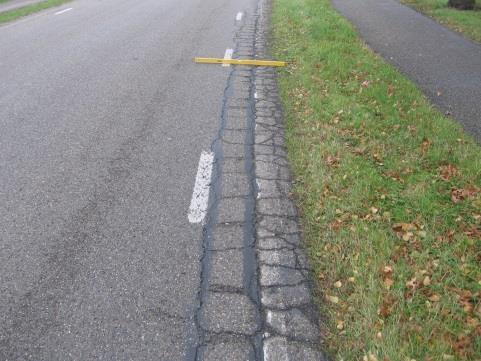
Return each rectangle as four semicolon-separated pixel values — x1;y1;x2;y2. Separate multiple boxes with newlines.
194;57;286;67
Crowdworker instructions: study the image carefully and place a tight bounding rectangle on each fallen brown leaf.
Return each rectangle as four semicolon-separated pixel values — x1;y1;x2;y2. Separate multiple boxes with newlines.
438;164;459;181
379;295;395;318
352;147;366;156
392;223;417;232
406;277;418;290
384;277;394;289
451;186;480;203
384;171;404;183
421;137;432;154
372;153;383;164
466;316;479;328
452;334;471;357
387;84;395;96
326;155;340;166
383;265;393;276
327;295;339;304
464;225;481;240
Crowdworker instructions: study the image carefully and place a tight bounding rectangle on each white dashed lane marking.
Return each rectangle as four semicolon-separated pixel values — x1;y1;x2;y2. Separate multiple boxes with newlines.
188;151;215;224
222;48;234;67
54;8;73;15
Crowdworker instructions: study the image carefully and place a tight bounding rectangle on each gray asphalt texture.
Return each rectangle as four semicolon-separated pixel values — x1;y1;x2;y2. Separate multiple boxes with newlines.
332;0;481;142
0;0;257;359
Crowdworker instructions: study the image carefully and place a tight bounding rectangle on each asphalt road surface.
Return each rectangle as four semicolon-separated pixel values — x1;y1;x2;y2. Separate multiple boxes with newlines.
332;0;481;143
0;0;258;359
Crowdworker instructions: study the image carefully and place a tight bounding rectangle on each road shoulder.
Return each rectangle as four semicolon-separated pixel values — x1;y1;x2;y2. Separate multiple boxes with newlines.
190;0;326;359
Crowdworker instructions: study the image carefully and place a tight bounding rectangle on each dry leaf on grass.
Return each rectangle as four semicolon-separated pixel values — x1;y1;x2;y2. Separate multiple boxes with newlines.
406;277;418;290
352;147;366;155
385;171;404;183
464;225;481;240
423;276;431;286
384;278;394;289
421;137;432;154
379;295;396;318
387;84;395;96
326;155;340;166
381;265;394;289
451;186;480;203
392;223;418;232
438;164;459;181
451;334;471;357
327;295;339;304
392;222;420;241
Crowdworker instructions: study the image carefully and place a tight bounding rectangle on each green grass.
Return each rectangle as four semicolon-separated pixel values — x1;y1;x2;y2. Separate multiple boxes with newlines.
0;0;71;24
271;0;481;359
401;0;481;42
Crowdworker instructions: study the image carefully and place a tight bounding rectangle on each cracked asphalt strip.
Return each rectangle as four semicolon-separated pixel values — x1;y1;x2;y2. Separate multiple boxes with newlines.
190;0;327;359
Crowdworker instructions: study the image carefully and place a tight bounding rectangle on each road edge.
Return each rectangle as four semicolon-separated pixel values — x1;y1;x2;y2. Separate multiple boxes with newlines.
253;0;328;359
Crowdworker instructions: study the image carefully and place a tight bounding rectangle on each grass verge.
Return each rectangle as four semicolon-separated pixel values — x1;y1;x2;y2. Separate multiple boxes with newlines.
400;0;481;43
0;0;71;24
271;0;481;359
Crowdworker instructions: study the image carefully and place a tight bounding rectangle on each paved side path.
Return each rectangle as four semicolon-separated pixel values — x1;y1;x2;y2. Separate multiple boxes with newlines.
332;0;481;142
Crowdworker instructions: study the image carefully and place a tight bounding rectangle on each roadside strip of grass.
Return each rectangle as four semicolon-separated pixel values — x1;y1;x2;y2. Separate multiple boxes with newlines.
400;0;481;43
0;0;71;24
271;0;481;359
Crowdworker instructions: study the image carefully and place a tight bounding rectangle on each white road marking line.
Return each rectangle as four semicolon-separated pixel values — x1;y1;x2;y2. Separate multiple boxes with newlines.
188;151;215;224
236;12;243;21
264;336;288;361
222;48;234;67
55;8;73;15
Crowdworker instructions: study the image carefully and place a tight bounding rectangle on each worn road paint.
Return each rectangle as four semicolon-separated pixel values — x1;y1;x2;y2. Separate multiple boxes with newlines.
264;337;288;361
195;57;286;67
222;48;234;67
54;8;73;15
188;151;214;223
236;12;243;21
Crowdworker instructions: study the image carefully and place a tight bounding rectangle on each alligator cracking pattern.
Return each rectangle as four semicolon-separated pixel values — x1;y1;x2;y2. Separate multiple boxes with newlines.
253;1;327;360
187;0;327;359
186;5;263;361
